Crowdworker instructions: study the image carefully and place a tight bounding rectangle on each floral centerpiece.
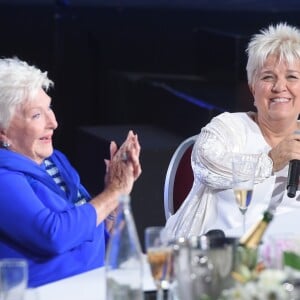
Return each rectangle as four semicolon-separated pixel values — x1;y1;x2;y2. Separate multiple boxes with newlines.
218;269;291;300
217;238;300;300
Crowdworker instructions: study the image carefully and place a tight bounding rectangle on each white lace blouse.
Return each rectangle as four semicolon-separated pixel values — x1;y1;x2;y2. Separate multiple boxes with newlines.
164;111;300;240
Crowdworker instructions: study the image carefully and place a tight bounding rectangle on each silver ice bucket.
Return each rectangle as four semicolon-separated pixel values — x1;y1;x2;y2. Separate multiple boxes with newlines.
172;235;238;299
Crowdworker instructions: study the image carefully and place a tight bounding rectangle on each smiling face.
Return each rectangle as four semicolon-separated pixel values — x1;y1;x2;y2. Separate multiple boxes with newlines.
251;54;300;123
0;88;58;164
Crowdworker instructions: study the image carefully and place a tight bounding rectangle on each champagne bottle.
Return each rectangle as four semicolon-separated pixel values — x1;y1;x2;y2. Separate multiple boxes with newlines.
232;210;274;283
239;210;273;249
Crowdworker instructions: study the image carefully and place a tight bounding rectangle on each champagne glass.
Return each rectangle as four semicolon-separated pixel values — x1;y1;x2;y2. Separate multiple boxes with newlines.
144;226;173;300
232;154;258;235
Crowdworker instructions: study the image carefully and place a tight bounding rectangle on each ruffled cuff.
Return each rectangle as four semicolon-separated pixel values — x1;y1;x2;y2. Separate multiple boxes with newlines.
258;152;273;178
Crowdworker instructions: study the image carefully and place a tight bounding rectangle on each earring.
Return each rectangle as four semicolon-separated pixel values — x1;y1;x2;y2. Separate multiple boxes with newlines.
2;141;10;148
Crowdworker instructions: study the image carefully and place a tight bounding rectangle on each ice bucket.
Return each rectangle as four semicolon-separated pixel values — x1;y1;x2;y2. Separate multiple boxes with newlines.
172;235;238;299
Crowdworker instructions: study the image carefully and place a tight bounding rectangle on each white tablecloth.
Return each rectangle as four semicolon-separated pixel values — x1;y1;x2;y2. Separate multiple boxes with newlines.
26;257;156;300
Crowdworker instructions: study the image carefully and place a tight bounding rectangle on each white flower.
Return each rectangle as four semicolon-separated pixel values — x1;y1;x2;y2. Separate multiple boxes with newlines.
258;269;287;285
219;269;290;300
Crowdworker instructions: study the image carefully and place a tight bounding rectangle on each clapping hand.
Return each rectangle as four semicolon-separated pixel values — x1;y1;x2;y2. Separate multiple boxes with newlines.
104;130;142;196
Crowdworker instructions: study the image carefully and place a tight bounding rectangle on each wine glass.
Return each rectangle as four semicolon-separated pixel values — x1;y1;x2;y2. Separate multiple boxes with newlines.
232;154;258;235
144;226;173;300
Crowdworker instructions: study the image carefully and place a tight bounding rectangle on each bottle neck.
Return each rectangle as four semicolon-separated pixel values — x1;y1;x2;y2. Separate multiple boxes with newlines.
118;195;130;213
239;211;273;249
118;194;130;205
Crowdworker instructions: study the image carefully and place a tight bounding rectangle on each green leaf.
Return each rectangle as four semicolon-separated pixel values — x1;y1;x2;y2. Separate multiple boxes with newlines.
283;251;300;270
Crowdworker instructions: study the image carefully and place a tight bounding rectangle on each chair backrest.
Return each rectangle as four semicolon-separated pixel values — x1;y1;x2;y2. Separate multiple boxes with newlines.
164;135;197;220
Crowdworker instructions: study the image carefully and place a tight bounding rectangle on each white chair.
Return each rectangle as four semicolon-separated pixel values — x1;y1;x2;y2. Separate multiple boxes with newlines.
164;135;197;220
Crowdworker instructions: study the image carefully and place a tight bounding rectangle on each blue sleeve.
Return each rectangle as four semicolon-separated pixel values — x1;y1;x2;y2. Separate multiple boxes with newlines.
0;171;98;255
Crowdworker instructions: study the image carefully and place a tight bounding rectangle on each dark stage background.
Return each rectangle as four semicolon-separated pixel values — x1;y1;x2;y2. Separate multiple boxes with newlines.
1;0;300;245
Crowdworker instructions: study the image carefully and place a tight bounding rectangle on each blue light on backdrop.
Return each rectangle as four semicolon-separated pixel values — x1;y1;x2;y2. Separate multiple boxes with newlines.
2;0;300;11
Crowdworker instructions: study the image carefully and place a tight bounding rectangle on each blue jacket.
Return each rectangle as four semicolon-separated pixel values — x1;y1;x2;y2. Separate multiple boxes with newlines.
0;149;108;287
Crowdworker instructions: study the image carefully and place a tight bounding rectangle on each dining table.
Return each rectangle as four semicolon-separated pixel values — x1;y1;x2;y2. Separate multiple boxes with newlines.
25;256;157;300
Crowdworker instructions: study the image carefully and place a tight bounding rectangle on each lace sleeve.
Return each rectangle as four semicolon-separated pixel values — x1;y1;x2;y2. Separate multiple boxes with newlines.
191;113;273;189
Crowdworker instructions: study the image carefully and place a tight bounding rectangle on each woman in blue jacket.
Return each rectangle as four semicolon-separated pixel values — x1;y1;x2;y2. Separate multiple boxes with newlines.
0;57;142;287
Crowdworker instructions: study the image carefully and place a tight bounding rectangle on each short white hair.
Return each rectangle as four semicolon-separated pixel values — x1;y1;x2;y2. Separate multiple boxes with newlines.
246;23;300;86
0;57;53;129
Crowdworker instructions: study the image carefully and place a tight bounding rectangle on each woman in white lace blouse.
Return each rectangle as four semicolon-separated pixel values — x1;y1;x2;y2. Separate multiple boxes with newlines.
164;23;300;240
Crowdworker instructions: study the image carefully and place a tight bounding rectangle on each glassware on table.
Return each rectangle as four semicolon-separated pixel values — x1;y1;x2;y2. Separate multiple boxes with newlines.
0;258;28;300
24;288;40;300
232;154;258;235
172;235;237;300
144;226;173;300
105;194;144;300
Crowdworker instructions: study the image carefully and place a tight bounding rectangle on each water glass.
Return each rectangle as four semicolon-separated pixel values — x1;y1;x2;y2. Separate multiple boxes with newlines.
0;259;28;300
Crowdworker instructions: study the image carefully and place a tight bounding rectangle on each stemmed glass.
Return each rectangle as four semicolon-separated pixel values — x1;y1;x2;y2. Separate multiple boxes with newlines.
232;154;258;235
144;226;173;300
